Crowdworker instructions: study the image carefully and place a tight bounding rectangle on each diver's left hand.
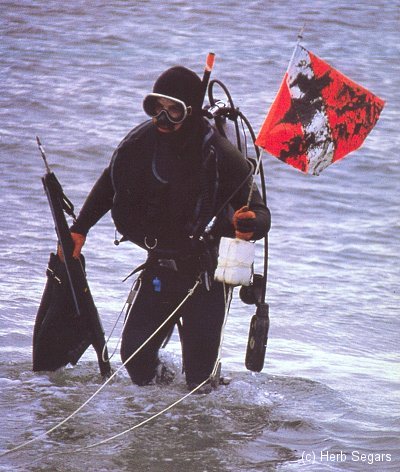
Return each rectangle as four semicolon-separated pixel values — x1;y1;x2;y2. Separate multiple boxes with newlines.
233;206;257;240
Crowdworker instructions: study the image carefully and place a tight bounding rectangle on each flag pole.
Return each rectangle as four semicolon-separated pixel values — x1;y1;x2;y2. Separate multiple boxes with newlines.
297;23;306;43
287;23;306;72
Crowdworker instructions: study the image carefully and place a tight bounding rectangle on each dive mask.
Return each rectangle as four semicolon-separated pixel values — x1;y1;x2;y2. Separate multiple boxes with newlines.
143;93;192;125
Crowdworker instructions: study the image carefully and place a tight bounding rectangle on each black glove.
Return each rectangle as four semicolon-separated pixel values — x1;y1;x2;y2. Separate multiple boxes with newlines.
233;206;257;240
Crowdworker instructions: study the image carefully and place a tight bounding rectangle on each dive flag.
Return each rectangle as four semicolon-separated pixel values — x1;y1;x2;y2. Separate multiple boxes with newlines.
256;44;385;175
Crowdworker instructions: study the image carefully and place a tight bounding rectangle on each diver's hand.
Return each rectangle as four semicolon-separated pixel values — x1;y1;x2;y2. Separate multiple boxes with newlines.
233;206;257;240
57;232;86;262
71;232;86;259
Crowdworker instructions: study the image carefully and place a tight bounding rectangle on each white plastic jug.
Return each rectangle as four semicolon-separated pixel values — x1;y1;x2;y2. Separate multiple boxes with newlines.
214;237;255;286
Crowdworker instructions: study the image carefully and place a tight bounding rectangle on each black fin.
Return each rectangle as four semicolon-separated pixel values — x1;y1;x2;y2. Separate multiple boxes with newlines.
32;253;92;372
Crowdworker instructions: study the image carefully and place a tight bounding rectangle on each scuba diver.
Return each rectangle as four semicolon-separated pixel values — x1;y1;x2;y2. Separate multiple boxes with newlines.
68;65;271;392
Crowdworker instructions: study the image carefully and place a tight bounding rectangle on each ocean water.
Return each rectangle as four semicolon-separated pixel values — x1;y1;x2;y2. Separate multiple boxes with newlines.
0;1;399;470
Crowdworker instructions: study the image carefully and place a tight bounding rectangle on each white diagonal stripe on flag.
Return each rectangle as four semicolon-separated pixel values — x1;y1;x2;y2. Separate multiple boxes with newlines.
287;45;335;175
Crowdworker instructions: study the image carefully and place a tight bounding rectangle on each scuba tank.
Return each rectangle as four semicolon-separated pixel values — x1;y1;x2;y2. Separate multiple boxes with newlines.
203;79;270;373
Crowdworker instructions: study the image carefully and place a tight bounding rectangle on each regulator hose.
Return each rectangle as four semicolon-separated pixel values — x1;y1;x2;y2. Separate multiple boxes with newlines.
206;79;269;304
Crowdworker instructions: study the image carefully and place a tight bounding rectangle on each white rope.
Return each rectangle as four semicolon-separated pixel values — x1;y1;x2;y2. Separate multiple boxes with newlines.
0;278;200;457
254;149;264;176
69;379;210;452
17;376;210;469
102;276;142;362
63;282;234;453
246;149;264;207
210;283;233;380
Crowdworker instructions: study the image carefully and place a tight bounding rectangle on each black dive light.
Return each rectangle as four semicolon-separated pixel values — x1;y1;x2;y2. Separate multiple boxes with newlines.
245;302;270;372
240;274;270;373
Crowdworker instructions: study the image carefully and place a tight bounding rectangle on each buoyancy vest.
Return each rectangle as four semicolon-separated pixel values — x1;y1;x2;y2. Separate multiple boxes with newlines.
110;120;222;253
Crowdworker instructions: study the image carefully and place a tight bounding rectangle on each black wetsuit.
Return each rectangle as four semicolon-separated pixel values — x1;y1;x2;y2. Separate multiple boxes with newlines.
71;119;270;387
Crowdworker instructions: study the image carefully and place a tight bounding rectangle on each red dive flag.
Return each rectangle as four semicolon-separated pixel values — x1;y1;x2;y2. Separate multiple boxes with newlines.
256;44;385;175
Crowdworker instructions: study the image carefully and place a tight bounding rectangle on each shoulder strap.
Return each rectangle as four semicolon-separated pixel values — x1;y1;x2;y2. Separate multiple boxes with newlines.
187;125;220;240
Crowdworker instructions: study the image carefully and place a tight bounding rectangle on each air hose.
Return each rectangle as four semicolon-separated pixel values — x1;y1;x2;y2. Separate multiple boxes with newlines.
205;79;270;372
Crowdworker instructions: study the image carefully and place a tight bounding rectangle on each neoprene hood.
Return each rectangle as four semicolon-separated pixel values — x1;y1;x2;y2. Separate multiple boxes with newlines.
152;66;204;116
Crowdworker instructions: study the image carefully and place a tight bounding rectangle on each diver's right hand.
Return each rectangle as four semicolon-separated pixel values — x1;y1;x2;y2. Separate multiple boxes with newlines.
71;232;86;259
57;232;86;262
